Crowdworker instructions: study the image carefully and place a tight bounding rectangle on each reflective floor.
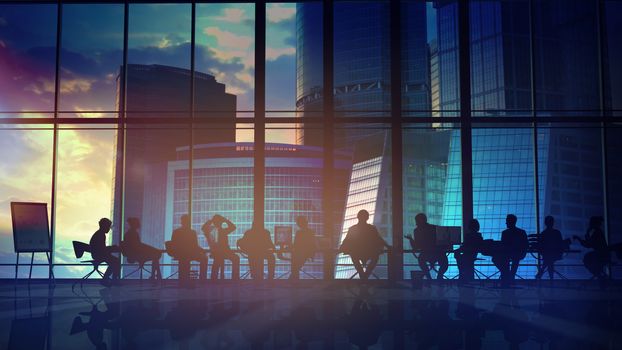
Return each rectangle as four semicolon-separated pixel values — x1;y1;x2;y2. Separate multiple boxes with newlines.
1;280;621;349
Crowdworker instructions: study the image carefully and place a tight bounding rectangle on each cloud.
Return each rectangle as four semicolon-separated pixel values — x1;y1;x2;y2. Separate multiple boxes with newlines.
266;47;296;61
204;27;253;50
61;78;96;94
212;8;247;23
267;4;296;23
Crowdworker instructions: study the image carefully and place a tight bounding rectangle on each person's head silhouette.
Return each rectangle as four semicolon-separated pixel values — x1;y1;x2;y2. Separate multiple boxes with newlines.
415;213;427;227
469;219;480;232
127;217;140;230
99;218;112;232
357;210;370;224
296;216;308;229
506;214;517;228
544;215;554;229
180;214;190;228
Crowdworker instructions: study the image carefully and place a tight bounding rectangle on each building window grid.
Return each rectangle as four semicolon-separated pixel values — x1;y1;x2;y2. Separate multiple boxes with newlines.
1;0;617;280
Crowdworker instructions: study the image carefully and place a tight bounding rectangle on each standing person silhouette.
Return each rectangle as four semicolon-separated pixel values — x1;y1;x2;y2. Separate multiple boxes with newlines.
574;216;609;280
121;217;162;280
535;216;564;280
495;214;528;284
405;213;448;280
89;218;120;286
454;219;483;281
170;214;208;283
202;214;240;280
289;216;317;280
238;221;276;280
340;210;390;280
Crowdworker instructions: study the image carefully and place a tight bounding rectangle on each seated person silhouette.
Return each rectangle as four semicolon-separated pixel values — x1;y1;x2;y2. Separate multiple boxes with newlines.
454;219;483;281
170;214;207;282
201;214;239;280
340;210;390;280
492;214;528;284
238;221;276;280
121;217;162;280
574;216;609;280
535;216;565;280
288;216;317;280
89;218;120;286
405;213;448;280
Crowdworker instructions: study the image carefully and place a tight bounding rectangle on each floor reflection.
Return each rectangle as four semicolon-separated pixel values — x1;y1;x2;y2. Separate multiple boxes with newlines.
1;281;621;349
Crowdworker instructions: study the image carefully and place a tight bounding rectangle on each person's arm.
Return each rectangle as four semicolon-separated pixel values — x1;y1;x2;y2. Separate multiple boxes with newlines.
221;216;236;235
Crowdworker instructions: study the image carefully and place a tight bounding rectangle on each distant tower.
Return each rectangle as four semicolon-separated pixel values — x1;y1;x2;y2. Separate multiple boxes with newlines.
112;64;236;246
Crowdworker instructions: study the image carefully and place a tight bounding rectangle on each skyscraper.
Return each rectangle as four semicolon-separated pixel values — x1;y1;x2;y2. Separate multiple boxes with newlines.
113;64;236;246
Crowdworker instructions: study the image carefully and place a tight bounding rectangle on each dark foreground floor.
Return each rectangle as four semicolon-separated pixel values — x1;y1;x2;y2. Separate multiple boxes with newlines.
0;280;621;350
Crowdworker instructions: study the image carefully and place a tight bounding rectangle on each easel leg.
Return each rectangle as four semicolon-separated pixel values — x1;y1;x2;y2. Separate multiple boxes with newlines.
29;252;34;280
15;253;19;280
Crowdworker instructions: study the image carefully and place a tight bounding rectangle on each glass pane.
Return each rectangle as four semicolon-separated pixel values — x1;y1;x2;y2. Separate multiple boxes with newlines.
195;3;255;112
0;5;57;113
127;4;192;115
266;3;297;116
401;1;460;117
335;125;392;279
59;4;124;114
191;124;253;279
534;0;600;116
472;126;537;279
0;127;53;276
470;0;531;117
538;125;604;279
334;2;391;117
604;1;622;112
118;125;190;278
264;124;325;279
402;125;462;279
606;124;622;278
55;128;116;278
432;1;460;117
294;3;323;121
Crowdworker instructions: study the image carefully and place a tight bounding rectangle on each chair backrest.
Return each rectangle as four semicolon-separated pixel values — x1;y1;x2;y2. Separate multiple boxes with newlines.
72;241;91;259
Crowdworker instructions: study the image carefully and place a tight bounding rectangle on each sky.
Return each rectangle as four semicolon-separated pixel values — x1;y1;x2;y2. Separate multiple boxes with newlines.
0;3;298;274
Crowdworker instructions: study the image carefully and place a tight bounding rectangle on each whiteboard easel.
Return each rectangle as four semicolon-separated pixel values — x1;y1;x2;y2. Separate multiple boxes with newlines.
11;202;55;281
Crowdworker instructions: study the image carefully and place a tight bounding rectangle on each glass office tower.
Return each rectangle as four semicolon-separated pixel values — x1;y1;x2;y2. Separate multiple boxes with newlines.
164;143;351;279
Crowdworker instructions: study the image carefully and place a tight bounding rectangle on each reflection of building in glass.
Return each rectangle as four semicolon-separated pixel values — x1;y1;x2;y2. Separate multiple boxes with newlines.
438;2;606;278
297;3;446;278
296;2;430;146
164;143;351;278
113;64;236;245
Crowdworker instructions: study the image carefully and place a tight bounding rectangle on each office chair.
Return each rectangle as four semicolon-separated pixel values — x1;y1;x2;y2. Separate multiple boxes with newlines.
71;241;105;292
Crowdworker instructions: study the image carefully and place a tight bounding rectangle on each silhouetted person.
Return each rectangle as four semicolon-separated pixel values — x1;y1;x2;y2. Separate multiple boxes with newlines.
574;216;609;280
535;216;565;280
340;210;390;280
170;214;207;283
238;221;275;280
289;216;317;280
405;213;448;280
89;218;120;286
493;214;528;284
454;219;483;281
201;214;239;280
121;217;162;280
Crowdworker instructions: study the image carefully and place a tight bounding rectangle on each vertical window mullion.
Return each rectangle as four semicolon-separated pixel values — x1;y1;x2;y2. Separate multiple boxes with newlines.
323;0;335;280
255;2;266;228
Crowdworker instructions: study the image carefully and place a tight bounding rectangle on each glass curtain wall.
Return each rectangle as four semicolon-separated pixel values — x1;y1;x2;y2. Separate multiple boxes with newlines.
0;1;620;280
